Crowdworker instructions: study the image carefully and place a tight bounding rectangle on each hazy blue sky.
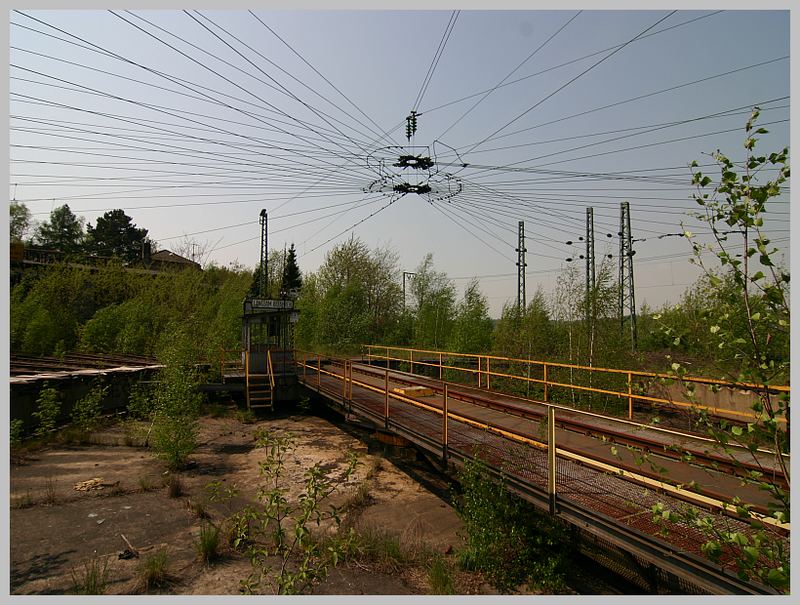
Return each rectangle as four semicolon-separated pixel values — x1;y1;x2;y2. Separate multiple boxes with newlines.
8;9;790;315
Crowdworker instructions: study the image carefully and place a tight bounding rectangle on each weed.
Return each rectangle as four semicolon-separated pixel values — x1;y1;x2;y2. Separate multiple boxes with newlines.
127;381;155;420
196;521;221;565
338;527;407;573
10;419;25;449
225;508;255;551
138;476;156;492
138;549;170;591
236;409;255;424
71;554;109;594
150;361;203;469
364;457;384;480
240;430;359;594
11;491;34;509
343;481;372;512
33;384;61;439
122;419;148;447
297;396;312;414
71;380;108;433
188;498;211;520
205;402;228;418
454;458;569;593
427;553;455;595
42;478;57;505
166;474;183;498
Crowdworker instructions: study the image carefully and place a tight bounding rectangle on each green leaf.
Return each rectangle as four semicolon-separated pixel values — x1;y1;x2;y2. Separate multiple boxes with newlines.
767;568;788;589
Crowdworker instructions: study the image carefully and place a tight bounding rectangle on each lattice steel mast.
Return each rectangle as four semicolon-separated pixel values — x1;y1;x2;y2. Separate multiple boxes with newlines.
259;209;268;298
618;201;638;349
516;221;527;312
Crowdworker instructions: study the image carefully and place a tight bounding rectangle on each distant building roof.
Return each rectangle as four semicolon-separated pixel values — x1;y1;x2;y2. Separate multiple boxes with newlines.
151;249;201;269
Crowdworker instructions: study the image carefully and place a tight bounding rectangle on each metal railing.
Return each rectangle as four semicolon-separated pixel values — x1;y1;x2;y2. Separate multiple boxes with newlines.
267;349;276;390
220;348;245;383
363;345;789;424
293;349;787;594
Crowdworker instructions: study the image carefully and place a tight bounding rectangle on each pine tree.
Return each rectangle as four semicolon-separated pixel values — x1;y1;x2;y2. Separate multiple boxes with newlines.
281;243;303;294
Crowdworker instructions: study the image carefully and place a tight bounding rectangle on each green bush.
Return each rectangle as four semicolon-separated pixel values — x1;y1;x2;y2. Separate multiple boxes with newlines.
33;385;61;438
127;382;155;420
71;381;108;432
10;419;25;448
455;458;569;593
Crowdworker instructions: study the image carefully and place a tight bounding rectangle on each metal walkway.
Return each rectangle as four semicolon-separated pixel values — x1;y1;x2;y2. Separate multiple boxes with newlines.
295;352;788;595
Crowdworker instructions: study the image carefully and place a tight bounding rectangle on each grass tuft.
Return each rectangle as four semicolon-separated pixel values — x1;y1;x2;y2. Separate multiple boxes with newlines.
71;554;109;594
138;549;171;592
427;553;455;594
166;474;183;498
196;521;221;564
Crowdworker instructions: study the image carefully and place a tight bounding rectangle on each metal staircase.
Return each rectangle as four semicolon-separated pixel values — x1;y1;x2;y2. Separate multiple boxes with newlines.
245;349;275;411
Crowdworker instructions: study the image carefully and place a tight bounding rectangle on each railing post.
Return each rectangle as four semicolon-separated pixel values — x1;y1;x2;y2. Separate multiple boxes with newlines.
317;354;321;388
439;352;443;381
628;372;633;420
548;405;556;515
367;345;371;366
543;363;549;403
245;351;250;411
477;356;481;388
302;352;306;380
486;357;491;391
342;359;347;404
443;383;449;462
410;348;414;375
384;367;390;429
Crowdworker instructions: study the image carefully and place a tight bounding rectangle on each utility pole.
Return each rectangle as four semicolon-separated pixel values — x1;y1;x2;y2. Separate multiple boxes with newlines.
516;221;527;313
259;209;268;298
618;201;638;349
585;207;596;332
402;271;415;310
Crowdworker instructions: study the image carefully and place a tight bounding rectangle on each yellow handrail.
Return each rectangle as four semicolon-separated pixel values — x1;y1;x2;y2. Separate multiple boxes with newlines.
267;349;276;390
292;349;788;530
362;344;788;424
364;344;789;392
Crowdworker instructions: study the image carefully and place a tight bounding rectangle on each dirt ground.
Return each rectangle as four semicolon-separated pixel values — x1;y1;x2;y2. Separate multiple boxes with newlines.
9;408;507;595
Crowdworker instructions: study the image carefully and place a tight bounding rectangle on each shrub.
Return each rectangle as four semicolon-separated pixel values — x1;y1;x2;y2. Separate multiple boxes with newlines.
240;430;359;594
10;419;25;448
71;381;108;432
33;384;61;438
127;382;155;420
455;458;569;593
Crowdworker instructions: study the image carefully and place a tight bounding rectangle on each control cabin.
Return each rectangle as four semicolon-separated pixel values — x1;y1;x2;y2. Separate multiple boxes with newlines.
241;296;300;409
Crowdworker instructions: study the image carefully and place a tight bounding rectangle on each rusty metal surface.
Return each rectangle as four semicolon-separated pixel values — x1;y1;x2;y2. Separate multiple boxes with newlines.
300;358;786;594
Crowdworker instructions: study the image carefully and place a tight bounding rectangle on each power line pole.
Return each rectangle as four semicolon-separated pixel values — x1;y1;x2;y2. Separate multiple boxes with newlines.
516;220;527;313
402;271;415;309
585;207;596;332
618;201;638;349
259;209;268;298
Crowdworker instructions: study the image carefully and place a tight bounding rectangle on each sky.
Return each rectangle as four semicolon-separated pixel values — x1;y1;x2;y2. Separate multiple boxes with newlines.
7;8;791;317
